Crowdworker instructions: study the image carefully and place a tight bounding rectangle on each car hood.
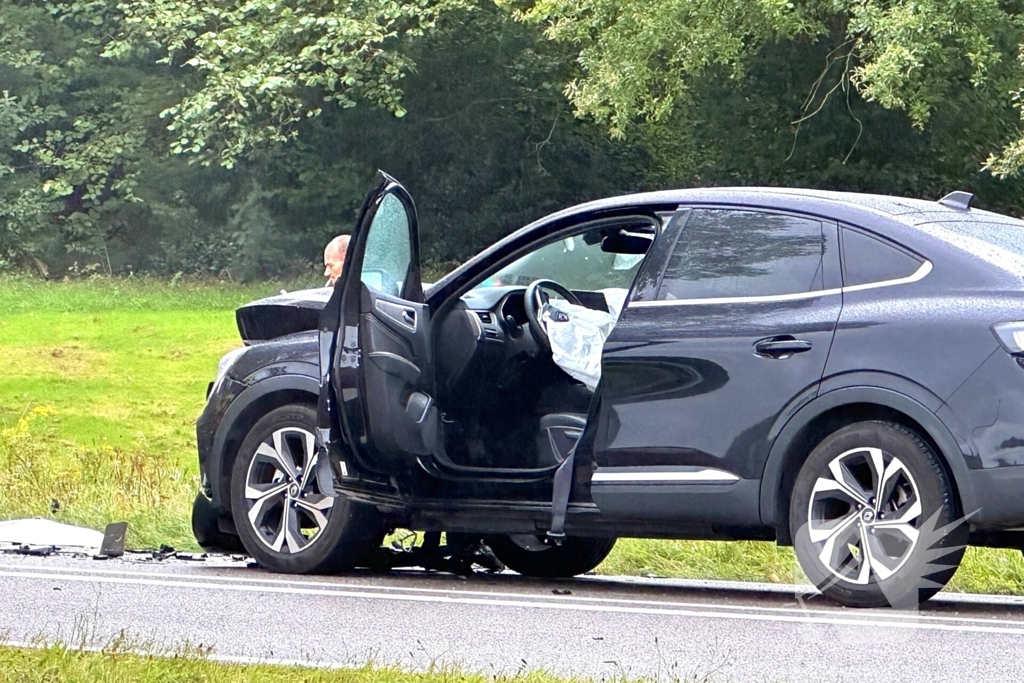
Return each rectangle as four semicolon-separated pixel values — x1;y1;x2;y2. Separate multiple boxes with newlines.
236;282;437;343
235;287;332;343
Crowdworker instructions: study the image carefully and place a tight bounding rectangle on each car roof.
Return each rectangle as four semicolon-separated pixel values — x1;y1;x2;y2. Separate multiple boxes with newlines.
560;186;1023;230
430;186;1024;300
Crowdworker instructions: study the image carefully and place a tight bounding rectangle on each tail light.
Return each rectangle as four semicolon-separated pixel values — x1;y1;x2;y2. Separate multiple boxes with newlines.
992;322;1024;354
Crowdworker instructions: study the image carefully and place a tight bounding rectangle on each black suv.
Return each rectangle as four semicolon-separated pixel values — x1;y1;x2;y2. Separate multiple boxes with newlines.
195;174;1024;608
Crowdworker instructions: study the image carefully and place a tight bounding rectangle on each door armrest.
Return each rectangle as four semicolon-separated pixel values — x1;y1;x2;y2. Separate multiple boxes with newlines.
368;351;421;384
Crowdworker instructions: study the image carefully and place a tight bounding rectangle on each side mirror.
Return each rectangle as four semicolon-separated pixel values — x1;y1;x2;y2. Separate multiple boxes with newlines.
601;231;653;255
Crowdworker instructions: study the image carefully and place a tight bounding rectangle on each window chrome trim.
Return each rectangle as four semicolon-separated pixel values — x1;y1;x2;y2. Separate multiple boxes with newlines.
630;260;932;308
631;288;841;308
841;259;932;293
592;468;740;484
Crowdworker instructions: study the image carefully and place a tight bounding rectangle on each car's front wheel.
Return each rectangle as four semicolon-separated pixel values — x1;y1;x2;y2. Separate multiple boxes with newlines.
486;534;616;577
230;404;383;573
790;421;967;608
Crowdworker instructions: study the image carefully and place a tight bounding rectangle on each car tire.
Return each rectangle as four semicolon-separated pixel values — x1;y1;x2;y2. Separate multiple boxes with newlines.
191;492;246;553
486;534;616;578
230;404;383;573
790;421;967;608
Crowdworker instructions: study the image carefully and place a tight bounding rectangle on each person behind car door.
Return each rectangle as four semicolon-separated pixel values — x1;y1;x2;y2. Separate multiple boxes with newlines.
324;234;350;286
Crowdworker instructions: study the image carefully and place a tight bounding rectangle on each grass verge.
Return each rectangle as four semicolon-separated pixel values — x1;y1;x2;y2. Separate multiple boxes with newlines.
0;406;196;549
0;642;591;683
1;276;1023;592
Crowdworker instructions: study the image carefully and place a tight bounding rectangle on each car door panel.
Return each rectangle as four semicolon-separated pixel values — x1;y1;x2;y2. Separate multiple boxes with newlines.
596;297;839;478
321;171;441;483
587;209;842;526
360;286;437;459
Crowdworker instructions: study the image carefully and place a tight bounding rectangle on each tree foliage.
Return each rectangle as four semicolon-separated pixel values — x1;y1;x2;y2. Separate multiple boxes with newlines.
109;0;476;166
0;0;178;271
514;0;1024;175
4;0;1024;280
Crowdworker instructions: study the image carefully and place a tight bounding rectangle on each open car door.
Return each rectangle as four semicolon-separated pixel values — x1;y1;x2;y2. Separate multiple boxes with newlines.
318;172;440;486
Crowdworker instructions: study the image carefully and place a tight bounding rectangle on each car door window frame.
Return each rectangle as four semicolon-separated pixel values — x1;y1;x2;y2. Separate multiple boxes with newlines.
838;224;928;289
344;185;423;305
359;192;415;299
648;206;832;305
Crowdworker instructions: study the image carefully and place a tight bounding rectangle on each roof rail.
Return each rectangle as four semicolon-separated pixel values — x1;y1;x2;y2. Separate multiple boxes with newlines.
938;191;974;211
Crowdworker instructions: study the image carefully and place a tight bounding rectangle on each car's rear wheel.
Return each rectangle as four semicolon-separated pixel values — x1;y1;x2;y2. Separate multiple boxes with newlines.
230;404;383;573
790;421;967;608
486;534;616;577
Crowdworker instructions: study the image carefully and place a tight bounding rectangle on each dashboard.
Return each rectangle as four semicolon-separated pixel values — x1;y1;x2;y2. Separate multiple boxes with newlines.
459;285;610;346
433;284;612;403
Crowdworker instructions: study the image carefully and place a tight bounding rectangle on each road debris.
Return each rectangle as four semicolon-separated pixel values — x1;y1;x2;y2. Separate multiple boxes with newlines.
98;521;128;558
0;518;105;555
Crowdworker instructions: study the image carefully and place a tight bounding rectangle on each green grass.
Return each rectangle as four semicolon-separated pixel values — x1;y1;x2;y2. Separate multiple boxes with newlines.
0;275;305;548
0;275;315;459
0;642;597;683
1;275;1023;593
597;538;1024;595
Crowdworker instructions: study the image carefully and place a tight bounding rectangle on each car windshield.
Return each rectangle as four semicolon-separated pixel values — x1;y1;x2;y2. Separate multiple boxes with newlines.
475;231;648;292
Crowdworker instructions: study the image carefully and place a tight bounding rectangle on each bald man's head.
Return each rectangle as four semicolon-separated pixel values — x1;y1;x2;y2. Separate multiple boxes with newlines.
324;234;350;286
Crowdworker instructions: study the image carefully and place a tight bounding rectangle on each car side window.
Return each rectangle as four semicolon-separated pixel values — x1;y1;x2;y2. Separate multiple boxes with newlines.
361;192;411;297
658;209;825;301
478;226;656;292
841;227;922;286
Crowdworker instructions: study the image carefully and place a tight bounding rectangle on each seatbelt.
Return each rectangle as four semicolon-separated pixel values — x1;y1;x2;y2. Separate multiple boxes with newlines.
546;446;575;544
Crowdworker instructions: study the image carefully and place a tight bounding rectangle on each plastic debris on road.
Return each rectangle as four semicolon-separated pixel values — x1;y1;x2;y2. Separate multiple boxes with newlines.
0;518;105;554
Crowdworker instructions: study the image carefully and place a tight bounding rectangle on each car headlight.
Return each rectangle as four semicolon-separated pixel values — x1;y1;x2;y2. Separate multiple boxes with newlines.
210;347;247;396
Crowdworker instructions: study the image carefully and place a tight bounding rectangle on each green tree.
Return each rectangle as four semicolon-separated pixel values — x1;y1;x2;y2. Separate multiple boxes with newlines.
0;0;178;270
109;0;477;167
513;0;1024;176
7;0;1024;281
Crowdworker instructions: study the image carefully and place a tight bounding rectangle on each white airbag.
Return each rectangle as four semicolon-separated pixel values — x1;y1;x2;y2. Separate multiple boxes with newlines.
541;288;629;390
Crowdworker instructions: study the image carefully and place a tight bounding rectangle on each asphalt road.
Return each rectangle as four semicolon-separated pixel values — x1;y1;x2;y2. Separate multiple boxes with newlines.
2;553;1024;682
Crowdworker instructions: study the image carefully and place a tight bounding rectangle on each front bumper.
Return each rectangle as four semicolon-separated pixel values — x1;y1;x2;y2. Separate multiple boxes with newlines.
196;375;248;503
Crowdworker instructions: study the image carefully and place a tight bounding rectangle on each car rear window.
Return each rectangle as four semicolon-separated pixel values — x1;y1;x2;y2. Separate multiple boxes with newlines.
841;227;922;286
658;209;824;301
917;219;1024;274
932;219;1024;255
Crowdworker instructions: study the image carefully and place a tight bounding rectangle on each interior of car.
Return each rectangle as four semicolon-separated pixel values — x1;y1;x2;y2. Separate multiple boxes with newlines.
430;215;662;471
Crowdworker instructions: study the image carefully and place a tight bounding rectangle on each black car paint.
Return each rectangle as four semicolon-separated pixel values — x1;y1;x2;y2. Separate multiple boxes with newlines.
236;290;330;344
196;185;1024;548
197;351;320;508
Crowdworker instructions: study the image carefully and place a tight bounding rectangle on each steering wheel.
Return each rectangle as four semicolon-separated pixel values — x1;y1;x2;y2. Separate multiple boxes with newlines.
524;279;582;350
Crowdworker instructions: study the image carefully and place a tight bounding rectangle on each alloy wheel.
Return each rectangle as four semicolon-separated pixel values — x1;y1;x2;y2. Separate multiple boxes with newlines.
807;446;922;585
244;427;334;554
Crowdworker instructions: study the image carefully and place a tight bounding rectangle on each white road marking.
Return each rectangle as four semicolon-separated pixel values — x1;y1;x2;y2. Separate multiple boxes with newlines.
2;566;1024;637
0;562;1020;628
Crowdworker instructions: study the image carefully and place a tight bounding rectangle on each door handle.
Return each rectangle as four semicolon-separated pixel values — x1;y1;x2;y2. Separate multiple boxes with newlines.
754;336;812;359
375;299;418;330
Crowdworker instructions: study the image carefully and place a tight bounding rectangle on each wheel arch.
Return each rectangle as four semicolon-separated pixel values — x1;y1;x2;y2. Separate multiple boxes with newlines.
760;386;977;545
209;374;320;509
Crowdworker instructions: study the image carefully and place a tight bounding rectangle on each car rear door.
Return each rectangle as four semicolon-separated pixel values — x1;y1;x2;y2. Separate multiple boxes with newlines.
587;207;842;527
318;172;441;481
